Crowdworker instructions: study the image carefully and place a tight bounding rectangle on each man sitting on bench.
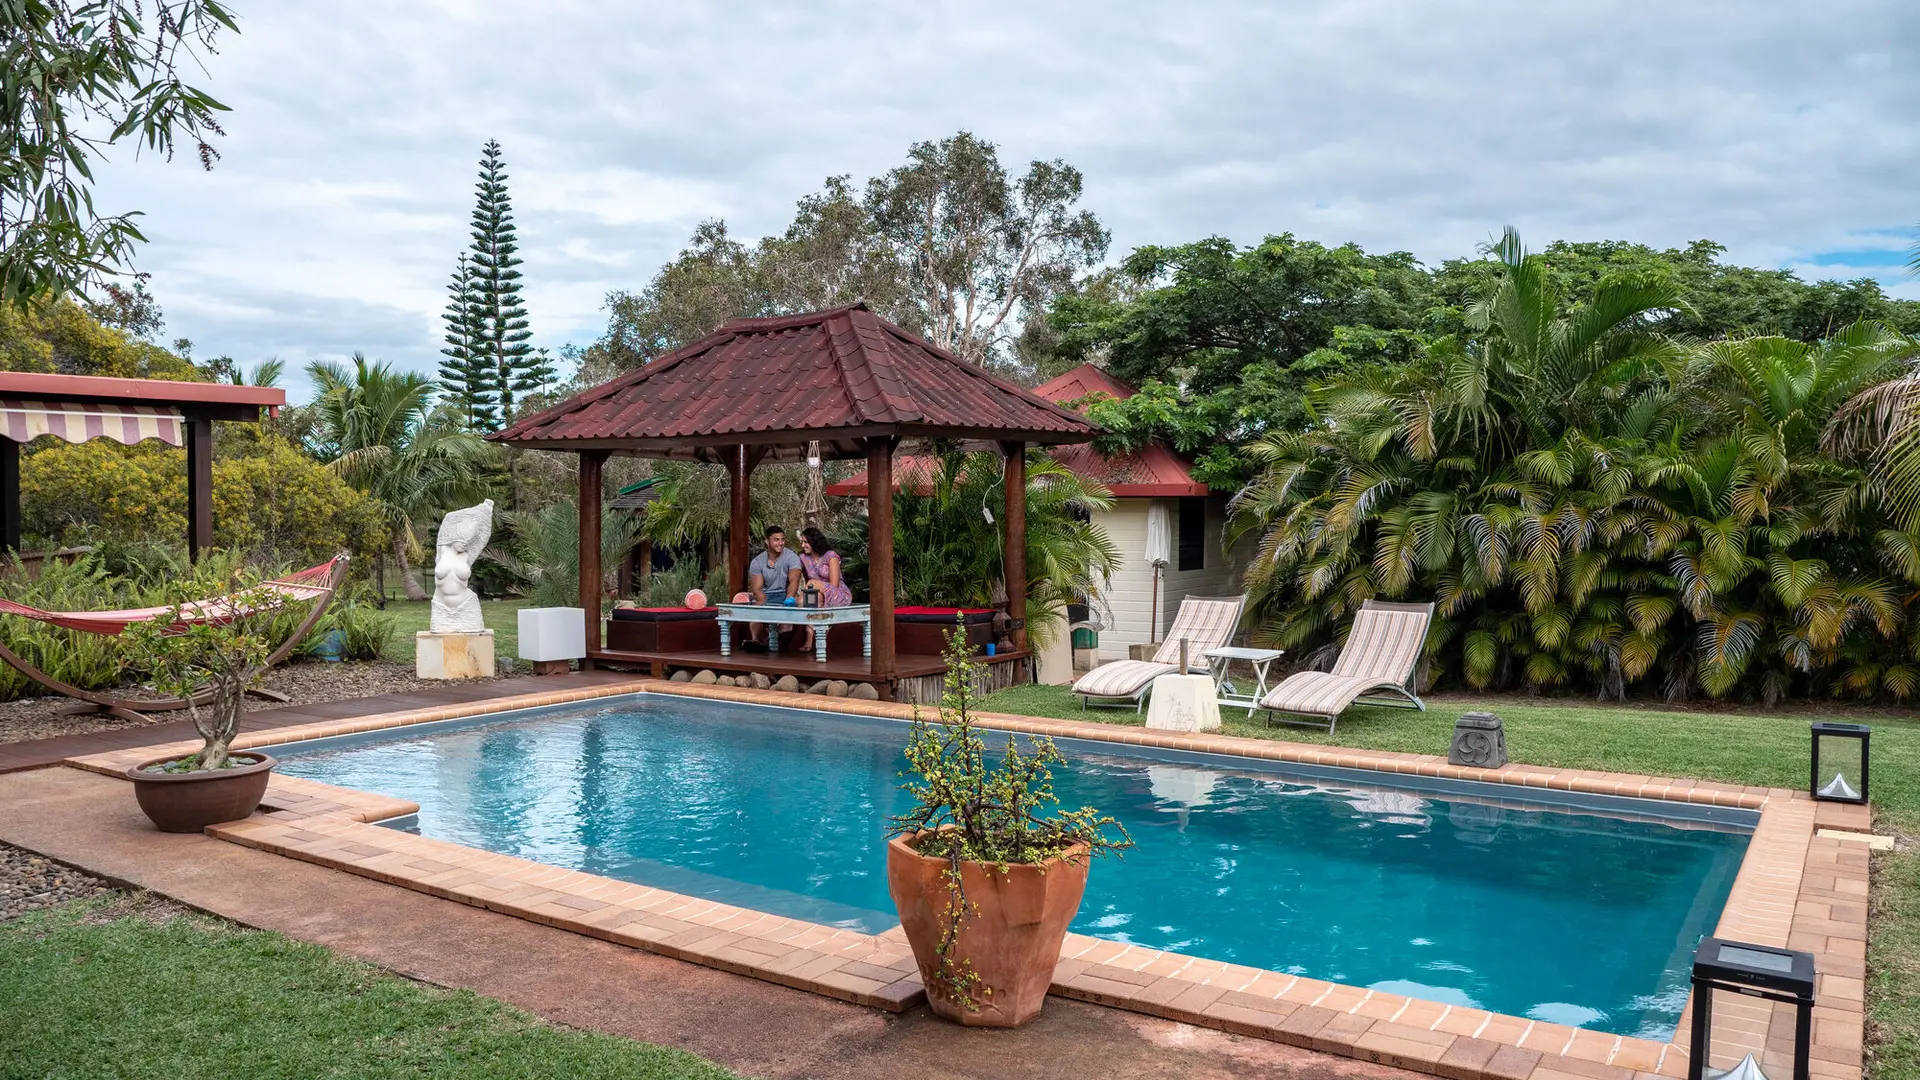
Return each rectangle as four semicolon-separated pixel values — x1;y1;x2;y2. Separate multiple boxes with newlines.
741;525;803;653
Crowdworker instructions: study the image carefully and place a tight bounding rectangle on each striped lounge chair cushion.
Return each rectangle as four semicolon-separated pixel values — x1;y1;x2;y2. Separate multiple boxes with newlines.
1072;660;1176;698
1150;598;1244;667
1260;600;1432;715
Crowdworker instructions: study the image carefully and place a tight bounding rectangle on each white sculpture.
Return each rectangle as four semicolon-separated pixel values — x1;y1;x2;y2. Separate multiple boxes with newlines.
430;500;494;634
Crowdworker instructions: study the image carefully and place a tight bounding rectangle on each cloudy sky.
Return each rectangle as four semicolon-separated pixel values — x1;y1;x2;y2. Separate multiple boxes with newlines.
93;0;1920;400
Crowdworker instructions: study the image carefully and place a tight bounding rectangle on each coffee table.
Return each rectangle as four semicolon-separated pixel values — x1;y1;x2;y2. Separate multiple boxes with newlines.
714;602;871;663
1204;646;1285;716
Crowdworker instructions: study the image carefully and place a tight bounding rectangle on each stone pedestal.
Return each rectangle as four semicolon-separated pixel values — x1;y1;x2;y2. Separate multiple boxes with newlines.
1448;711;1508;768
417;630;495;680
1144;673;1221;732
1128;643;1158;661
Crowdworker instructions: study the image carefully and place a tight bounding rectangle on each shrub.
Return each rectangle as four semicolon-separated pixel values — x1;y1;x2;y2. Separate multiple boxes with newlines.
19;436;385;567
887;630;1131;1008
121;576;289;771
298;592;397;661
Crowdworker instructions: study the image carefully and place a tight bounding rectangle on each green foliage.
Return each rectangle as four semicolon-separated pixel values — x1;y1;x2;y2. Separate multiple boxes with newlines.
440;141;542;431
587;132;1106;381
0;1;235;305
306;353;497;599
1232;228;1920;704
119;573;291;770
889;631;1131;1008
0;899;741;1079
494;500;644;609
0;294;198;376
633;556;726;608
18;434;385;566
300;592;397;661
1050;233;1432;398
841;450;1118;646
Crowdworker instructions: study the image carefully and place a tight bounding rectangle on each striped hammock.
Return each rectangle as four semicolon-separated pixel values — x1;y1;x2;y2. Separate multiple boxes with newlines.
0;556;346;636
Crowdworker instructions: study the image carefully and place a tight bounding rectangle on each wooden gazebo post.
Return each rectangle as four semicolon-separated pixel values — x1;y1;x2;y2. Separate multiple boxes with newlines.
867;438;897;695
0;438;18;556
185;417;214;562
1002;441;1027;651
726;445;751;597
578;450;607;662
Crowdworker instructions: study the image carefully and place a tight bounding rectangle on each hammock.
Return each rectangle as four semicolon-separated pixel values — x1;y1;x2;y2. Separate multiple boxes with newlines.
0;557;346;635
0;555;350;722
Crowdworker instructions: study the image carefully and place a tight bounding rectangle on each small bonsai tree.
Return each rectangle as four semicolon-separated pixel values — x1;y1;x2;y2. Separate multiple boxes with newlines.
120;578;291;771
888;623;1132;1009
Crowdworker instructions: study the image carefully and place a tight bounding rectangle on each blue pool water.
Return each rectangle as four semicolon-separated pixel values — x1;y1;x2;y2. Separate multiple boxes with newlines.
276;695;1750;1038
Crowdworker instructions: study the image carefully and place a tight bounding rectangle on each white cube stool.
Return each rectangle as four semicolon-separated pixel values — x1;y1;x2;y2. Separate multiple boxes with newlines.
519;607;586;673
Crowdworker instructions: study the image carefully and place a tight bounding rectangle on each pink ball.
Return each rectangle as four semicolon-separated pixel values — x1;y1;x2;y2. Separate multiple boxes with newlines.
684;589;707;609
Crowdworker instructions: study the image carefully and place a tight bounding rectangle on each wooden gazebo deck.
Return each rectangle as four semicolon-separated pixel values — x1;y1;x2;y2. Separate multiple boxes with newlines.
592;644;1031;702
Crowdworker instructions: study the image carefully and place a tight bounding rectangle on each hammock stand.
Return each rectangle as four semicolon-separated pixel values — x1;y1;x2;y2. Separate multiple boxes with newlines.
0;555;350;723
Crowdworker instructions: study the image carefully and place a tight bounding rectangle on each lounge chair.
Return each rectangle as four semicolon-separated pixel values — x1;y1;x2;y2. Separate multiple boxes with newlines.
1256;600;1433;734
1072;595;1245;711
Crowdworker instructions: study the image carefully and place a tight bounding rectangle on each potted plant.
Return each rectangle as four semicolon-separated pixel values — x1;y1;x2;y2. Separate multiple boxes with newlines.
119;578;290;833
886;629;1131;1027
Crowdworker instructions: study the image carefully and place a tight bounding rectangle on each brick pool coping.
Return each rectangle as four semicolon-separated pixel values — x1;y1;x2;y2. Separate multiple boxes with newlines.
63;677;1873;1080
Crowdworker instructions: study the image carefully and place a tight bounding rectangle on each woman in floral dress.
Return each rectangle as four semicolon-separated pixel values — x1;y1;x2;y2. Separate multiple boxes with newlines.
795;527;851;653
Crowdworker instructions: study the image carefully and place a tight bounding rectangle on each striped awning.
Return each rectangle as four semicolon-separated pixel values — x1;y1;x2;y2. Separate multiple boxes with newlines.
0;400;184;447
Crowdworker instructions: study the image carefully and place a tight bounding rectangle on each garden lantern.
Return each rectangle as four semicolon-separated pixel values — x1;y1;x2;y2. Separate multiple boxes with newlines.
1687;937;1814;1080
1810;722;1870;804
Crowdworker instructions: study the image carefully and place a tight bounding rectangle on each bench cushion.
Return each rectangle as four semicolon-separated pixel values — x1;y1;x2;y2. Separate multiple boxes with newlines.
610;607;718;623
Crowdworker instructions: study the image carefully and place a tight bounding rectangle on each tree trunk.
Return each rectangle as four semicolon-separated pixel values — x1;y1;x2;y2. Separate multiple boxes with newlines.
395;531;429;601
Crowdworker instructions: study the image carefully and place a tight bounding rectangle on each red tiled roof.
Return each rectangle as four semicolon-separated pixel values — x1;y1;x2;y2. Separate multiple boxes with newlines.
1031;363;1136;404
826;363;1207;498
491;304;1098;461
0;371;283;414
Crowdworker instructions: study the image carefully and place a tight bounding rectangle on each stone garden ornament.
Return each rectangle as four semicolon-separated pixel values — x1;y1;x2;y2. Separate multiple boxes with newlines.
430;500;494;634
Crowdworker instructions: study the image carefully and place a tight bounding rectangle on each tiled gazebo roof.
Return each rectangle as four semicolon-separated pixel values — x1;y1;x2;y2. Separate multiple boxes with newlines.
490;303;1098;462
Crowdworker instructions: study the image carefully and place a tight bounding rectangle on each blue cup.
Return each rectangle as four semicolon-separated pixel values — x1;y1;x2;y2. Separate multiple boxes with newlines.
985;643;997;656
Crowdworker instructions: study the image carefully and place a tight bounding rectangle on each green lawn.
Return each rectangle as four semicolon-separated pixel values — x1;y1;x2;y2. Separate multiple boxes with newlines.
981;682;1920;1080
377;599;531;665
0;896;736;1080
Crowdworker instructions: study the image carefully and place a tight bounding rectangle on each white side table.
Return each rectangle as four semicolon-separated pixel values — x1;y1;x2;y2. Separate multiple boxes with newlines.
1204;646;1285;716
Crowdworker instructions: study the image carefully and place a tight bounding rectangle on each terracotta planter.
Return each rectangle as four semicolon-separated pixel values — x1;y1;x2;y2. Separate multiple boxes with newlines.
886;831;1091;1027
127;752;276;833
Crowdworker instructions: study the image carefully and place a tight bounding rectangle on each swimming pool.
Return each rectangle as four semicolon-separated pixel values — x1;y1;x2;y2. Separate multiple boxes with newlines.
274;694;1750;1039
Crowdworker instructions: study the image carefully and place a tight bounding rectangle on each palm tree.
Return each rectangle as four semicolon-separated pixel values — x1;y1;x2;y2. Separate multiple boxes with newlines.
493;500;646;609
880;450;1120;645
305;354;497;601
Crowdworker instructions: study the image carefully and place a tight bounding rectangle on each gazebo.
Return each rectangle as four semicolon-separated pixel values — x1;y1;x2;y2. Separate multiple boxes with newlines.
0;372;284;561
490;302;1100;700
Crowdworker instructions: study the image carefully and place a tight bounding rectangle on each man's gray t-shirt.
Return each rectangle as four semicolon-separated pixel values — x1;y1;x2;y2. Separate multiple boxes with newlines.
749;548;803;600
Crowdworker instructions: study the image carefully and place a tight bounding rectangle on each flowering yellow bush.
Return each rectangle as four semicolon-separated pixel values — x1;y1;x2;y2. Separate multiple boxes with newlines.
19;436;384;566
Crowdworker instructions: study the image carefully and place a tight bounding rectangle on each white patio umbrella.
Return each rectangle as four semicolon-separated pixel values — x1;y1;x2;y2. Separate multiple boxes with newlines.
1144;501;1172;643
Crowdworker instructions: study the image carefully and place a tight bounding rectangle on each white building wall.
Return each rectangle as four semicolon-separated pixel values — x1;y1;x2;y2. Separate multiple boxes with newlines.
1087;497;1257;662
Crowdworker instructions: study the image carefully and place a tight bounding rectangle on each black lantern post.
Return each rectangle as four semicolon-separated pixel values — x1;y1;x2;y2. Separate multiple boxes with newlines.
1810;722;1870;804
1688;937;1815;1080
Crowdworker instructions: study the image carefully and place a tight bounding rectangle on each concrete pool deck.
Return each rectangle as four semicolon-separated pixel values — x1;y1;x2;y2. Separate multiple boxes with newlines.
8;676;1875;1080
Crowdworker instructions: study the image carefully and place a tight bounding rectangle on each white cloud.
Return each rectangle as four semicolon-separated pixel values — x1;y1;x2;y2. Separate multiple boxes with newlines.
81;0;1920;400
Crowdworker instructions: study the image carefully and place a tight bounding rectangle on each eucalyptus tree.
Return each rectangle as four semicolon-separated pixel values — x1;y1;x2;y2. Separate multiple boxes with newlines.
305;355;496;600
2;1;236;306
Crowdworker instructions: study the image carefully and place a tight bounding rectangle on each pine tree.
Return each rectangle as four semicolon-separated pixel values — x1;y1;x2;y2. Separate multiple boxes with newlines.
466;140;533;431
437;253;494;428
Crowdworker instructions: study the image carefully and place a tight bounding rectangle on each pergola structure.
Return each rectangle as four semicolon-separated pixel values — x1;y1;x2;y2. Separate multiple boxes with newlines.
491;303;1100;699
0;372;284;561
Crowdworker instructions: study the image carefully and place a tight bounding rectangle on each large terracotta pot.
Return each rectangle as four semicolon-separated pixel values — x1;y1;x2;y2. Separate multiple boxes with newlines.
886;831;1090;1027
127;752;276;833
